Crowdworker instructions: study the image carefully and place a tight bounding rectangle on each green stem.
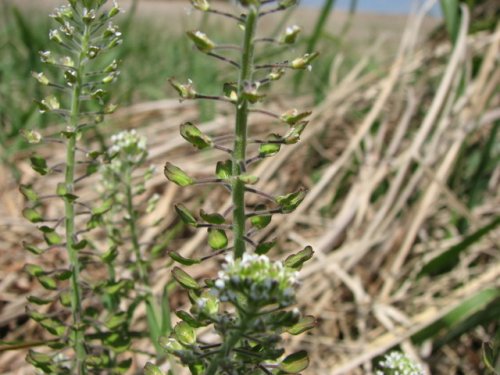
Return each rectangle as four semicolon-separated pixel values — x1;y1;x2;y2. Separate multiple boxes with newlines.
232;5;258;260
124;168;163;355
205;328;242;375
66;24;91;375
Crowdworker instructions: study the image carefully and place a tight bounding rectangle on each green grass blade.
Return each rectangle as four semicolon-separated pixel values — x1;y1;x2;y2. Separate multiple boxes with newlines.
418;215;500;277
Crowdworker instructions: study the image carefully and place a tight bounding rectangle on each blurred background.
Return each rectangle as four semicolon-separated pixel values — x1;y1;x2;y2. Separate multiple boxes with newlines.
0;0;499;374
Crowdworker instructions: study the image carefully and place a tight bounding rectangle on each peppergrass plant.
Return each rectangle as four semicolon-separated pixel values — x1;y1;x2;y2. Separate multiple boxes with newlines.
21;0;129;373
150;0;318;373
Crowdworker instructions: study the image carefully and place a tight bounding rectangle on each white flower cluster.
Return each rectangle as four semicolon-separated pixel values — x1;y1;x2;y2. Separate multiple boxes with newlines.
376;351;424;375
213;253;299;308
108;129;147;164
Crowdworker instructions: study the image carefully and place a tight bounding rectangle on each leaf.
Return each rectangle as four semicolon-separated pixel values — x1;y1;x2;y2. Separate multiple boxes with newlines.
283;121;308;144
250;206;272;229
259;142;281;158
180;122;213;149
30;155;48;175
169;251;200;266
37;275;58;291
176;311;202;328
285;246;314;270
216;160;232;179
144;363;165;375
72;239;88;251
105;312;128;330
22;207;43;223
280;109;311;125
287;316;316;335
19;185;39;202
23;242;44;255
276;188;307;213
27;296;53;305
24;263;45;277
238;174;259;184
39;318;66;336
164;162;194;186
175;204;197;226
103;331;131;353
42;229;62;246
101;246;118;263
200;209;225;225
482;342;499;374
207;228;228;250
256;240;276;255
279;350;309;373
172;267;200;290
92;198;114;215
174;321;196;346
419;216;500;277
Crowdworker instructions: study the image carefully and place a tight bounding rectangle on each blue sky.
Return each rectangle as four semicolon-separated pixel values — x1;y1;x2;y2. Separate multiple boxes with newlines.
301;0;442;16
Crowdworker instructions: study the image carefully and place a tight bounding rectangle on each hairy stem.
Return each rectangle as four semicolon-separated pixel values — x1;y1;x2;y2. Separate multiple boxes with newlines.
66;24;90;375
232;5;258;260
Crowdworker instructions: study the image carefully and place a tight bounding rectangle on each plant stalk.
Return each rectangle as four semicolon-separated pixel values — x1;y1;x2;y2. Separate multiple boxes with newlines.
65;24;90;375
232;5;258;260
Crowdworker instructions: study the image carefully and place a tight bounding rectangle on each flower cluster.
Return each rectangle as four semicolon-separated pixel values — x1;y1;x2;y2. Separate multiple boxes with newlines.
376;351;424;375
214;253;299;308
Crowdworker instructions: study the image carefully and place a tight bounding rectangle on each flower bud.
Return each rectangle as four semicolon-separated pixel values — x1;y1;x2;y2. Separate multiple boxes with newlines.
280;25;301;44
280;109;312;125
32;72;50;86
191;0;210;11
39;51;55;64
108;1;122;18
169;78;197;100
82;8;96;24
291;52;319;70
186;31;216;53
49;29;63;44
268;68;285;81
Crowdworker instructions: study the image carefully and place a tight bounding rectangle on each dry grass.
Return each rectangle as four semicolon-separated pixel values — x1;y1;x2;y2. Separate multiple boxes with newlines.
0;2;499;375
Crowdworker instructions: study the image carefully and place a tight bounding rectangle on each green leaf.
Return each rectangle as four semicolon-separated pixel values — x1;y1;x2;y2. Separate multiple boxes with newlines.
40;318;66;336
54;269;72;281
284;246;314;270
37;275;58;291
164;162;195;187
482;342;499;374
103;331;131;353
105;311;128;330
287;315;316;335
59;291;72;307
283;121;308;144
174;321;196;346
144;363;165;375
24;263;44;277
72;239;88;251
26;350;56;373
238;174;259;184
175;204;198;226
102;279;133;296
176;311;202;328
23;242;44;255
56;183;67;196
256;240;276;255
30;155;48;175
169;251;200;266
92;198;114;215
27;295;53;305
215;160;232;179
19;185;39;202
180;122;213;149
419;216;500;277
200;209;225;225
279;350;309;373
207;228;228;250
22;207;43;223
276;188;307;213
101;246;118;263
172;267;200;290
259;141;281;158
42;229;62;246
250;206;272;229
280;109;311;125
